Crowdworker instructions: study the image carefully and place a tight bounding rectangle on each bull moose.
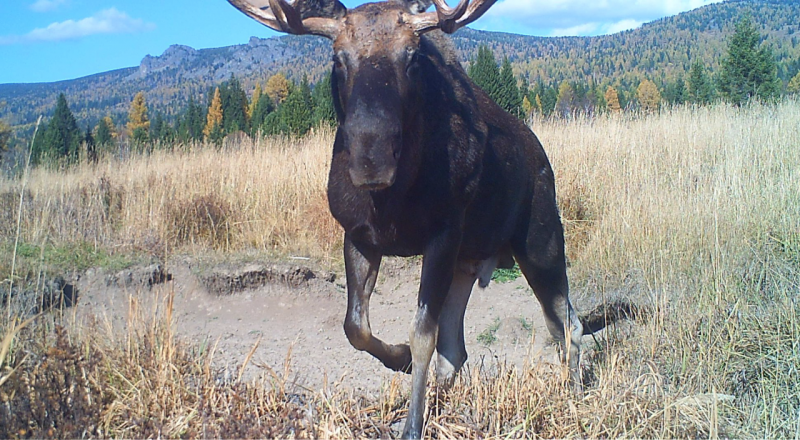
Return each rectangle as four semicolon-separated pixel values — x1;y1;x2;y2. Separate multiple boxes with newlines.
228;0;587;437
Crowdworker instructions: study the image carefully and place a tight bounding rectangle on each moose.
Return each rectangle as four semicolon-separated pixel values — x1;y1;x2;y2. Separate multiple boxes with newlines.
228;0;588;437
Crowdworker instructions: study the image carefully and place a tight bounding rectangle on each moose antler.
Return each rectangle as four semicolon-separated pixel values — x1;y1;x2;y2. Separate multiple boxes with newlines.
408;0;497;35
227;0;342;39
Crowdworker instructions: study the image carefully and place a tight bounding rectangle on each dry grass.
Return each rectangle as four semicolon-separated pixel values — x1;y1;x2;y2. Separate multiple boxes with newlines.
1;101;799;438
0;126;340;266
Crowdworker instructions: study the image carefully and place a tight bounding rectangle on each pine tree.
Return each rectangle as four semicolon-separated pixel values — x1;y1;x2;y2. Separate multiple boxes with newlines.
150;112;165;144
605;86;621;112
205;87;223;141
688;61;715;105
719;15;780;105
312;73;336;128
36;93;81;164
637;79;661;112
180;97;205;142
788;71;800;94
468;45;501;102
496;57;522;117
221;74;249;134
96;116;114;147
663;75;686;105
251;93;275;136
542;84;558;116
281;75;313;136
85;123;97;163
127;91;150;144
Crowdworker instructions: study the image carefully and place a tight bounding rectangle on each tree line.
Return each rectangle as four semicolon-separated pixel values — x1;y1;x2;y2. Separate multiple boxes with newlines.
475;16;794;119
3;16;799;169
21;72;337;166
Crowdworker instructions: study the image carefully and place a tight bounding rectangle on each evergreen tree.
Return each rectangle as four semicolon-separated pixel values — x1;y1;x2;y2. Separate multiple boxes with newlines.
663;75;686;105
637;79;662;112
281;75;313;136
127;91;150;144
85;123;97;163
719;15;780;105
36;93;81;164
312;73;336;127
540;83;558;116
96;116;113;148
30;120;48;164
496;57;522;117
220;74;249;133
468;45;501;102
688;60;715;105
150;112;165;144
251;93;275;136
179;97;205;142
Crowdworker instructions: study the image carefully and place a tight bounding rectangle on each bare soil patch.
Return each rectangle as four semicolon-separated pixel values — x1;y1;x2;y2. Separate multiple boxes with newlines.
71;258;568;393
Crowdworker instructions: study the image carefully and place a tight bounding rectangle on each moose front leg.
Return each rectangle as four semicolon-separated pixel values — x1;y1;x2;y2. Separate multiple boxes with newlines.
342;234;413;372
402;228;462;439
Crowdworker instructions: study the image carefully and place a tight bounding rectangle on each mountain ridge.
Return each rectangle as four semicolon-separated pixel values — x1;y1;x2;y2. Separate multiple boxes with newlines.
1;0;798;131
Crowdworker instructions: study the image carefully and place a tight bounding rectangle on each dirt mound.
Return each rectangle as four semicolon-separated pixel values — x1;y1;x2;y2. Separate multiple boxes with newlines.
198;263;336;296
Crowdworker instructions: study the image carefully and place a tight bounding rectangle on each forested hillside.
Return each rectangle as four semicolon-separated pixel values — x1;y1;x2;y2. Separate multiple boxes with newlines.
0;0;798;133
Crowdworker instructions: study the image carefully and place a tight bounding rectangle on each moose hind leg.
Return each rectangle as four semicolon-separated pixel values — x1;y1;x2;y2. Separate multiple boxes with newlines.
513;178;583;390
517;260;583;385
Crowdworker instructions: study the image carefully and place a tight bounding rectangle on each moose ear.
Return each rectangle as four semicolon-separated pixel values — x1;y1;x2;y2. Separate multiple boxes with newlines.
396;0;433;14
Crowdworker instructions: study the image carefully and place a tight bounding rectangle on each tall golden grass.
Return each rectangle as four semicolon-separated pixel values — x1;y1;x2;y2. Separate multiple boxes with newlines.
1;100;798;437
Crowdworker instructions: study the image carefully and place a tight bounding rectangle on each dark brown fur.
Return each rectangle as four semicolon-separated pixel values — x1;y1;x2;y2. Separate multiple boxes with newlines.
228;1;586;437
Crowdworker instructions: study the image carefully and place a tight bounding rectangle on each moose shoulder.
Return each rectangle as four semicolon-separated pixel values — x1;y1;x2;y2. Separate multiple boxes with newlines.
228;0;587;438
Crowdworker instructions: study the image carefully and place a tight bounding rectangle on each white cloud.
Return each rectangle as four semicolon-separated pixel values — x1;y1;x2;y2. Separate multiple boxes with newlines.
550;23;599;37
484;0;724;35
602;19;645;34
0;8;155;44
30;0;68;13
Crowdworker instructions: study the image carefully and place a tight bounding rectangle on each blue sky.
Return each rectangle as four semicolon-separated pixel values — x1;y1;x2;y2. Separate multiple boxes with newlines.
0;0;723;84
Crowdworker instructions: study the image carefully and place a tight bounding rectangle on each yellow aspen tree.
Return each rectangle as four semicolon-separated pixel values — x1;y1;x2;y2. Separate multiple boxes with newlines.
127;91;150;141
204;87;223;138
637;79;662;112
535;94;543;113
265;73;291;105
605;86;621;112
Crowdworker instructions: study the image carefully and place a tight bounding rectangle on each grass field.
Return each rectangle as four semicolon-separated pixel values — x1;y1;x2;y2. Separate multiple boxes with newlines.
1;100;798;437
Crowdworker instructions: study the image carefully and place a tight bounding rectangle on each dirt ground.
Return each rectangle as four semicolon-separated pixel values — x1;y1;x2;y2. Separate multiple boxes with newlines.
71;258;575;394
